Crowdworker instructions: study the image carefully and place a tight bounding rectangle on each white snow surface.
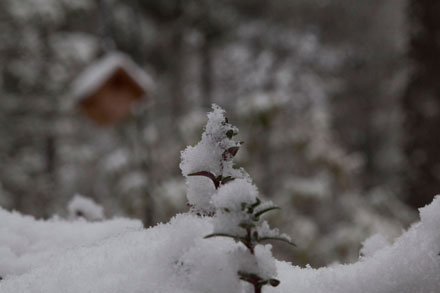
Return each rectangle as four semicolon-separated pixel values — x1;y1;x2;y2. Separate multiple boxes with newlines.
360;233;390;258
211;178;258;211
67;194;104;221
0;196;439;292
0;207;142;279
270;196;440;293
71;51;153;101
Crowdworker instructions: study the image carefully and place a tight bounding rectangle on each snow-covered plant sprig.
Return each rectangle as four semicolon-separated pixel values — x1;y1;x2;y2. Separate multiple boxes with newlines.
181;105;295;293
205;197;295;254
208;178;296;293
180;104;246;214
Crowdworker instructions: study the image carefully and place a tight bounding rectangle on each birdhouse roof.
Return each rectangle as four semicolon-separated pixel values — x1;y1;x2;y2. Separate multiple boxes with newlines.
71;52;153;101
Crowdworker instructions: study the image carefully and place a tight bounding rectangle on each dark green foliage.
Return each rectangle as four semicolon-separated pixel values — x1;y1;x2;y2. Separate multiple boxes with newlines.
226;129;237;139
205;197;295;255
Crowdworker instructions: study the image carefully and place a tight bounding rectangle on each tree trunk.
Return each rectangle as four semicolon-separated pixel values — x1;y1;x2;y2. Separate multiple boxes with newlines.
403;0;440;208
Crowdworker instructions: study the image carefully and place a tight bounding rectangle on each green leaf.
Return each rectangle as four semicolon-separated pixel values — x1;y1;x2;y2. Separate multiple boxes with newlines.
252;231;259;241
205;233;251;249
269;279;280;287
237;271;261;283
239;222;256;229
250;198;261;208
226;129;236;139
258;236;297;247
221;176;235;185
254;206;280;218
257;280;269;286
204;233;243;242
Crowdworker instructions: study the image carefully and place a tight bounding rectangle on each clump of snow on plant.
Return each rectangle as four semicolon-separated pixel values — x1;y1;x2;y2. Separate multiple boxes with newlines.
210;179;258;236
229;245;278;284
257;221;292;243
180;104;246;212
210;178;285;245
195;106;288;291
67;194;104;221
252;245;277;279
211;178;257;211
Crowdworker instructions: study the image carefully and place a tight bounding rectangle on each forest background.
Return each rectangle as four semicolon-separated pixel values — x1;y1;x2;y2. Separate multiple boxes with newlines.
0;0;438;267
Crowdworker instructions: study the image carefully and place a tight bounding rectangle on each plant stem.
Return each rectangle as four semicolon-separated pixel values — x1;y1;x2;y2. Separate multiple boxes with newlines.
255;285;261;293
245;227;254;254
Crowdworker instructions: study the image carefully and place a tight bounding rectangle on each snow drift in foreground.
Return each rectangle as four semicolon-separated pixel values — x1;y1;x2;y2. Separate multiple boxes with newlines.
0;196;439;292
0;208;142;278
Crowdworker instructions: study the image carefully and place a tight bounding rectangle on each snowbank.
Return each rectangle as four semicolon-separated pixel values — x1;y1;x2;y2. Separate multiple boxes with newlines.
0;197;439;292
0;208;142;278
270;195;440;293
67;194;105;221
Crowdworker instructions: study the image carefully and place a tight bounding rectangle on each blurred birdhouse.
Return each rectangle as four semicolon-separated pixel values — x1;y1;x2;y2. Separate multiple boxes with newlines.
71;52;153;126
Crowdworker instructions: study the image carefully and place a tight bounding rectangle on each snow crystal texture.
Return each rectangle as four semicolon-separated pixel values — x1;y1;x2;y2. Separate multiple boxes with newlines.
0;197;439;292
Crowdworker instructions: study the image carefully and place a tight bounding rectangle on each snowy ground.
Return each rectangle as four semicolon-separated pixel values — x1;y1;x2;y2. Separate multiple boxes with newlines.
0;196;439;293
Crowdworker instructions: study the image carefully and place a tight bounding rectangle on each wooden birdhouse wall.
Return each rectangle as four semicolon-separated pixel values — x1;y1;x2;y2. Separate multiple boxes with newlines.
79;68;146;125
